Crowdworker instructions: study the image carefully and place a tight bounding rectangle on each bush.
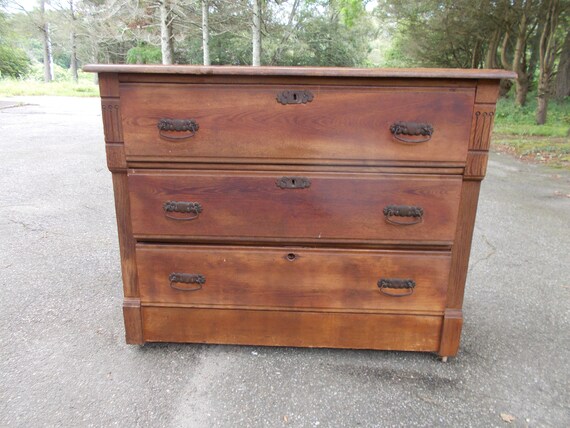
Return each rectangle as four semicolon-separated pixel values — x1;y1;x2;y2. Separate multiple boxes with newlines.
126;44;162;64
0;45;31;78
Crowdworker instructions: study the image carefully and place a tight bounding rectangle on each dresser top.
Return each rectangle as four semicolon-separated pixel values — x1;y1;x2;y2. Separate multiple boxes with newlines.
84;64;516;80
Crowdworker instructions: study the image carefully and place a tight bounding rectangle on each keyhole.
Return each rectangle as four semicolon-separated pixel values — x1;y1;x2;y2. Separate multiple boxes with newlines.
286;253;297;261
293;93;298;101
291;179;296;186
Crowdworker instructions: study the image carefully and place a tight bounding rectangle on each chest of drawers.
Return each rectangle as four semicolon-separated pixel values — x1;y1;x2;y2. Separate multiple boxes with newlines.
85;65;514;358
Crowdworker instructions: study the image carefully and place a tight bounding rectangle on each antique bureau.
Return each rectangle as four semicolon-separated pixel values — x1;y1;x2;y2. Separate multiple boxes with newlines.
85;65;515;359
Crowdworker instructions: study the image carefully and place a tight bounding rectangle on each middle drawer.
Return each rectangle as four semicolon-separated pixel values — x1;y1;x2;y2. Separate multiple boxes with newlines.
128;170;462;244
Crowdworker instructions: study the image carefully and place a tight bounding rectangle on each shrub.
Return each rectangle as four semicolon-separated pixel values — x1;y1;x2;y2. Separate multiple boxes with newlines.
0;45;31;78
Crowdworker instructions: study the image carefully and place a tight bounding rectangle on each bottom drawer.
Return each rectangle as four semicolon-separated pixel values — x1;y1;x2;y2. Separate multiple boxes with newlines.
136;244;451;313
141;307;442;351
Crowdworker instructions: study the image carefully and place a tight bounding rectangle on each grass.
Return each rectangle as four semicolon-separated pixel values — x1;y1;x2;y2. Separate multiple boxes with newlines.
494;94;569;137
492;93;569;168
0;78;99;97
0;67;99;97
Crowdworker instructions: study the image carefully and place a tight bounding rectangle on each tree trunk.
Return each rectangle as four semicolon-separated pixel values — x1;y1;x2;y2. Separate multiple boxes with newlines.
554;30;570;99
202;0;210;66
160;0;174;65
485;30;500;68
512;0;532;107
40;0;53;82
536;0;560;125
69;0;78;83
536;77;549;124
471;39;482;68
252;0;262;66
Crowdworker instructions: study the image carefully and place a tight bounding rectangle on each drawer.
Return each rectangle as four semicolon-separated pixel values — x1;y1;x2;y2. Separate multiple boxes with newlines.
120;84;474;164
128;170;462;243
137;244;451;312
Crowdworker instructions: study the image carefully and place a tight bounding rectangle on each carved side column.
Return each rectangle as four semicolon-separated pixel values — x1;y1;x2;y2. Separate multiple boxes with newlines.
99;73;143;344
439;80;499;357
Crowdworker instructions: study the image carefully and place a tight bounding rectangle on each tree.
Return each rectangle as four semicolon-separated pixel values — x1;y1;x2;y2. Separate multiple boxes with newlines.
201;0;209;65
158;0;174;64
69;0;78;81
252;0;262;65
536;0;560;124
40;0;54;81
554;29;570;99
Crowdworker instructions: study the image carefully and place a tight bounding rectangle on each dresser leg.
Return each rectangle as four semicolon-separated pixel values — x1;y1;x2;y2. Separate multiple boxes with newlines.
123;298;144;344
438;308;463;358
441;356;448;363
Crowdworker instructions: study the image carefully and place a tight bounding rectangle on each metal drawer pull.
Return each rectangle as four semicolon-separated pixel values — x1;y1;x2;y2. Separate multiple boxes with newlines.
276;90;314;105
163;201;203;221
383;205;423;226
276;176;311;189
157;118;199;140
390;121;433;143
169;273;205;291
377;278;416;297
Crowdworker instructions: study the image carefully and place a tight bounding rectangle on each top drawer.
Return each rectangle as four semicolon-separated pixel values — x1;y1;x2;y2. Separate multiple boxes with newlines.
120;84;474;164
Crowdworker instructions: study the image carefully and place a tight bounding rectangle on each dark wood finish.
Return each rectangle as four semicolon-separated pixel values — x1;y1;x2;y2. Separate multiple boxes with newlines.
120;84;474;163
469;106;496;151
465;152;489;180
98;73;119;97
446;181;482;308
105;144;127;172
87;66;509;358
123;298;143;345
111;173;138;298
475;79;502;103
128;170;462;243
136;244;450;312
438;308;463;357
141;307;442;351
84;64;516;80
101;99;123;143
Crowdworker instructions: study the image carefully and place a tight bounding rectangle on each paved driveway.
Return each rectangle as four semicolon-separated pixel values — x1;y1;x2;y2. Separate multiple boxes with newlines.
1;97;569;427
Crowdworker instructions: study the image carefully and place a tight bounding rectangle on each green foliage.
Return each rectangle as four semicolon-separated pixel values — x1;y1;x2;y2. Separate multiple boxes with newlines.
338;0;366;27
0;45;31;78
126;44;162;64
494;94;570;137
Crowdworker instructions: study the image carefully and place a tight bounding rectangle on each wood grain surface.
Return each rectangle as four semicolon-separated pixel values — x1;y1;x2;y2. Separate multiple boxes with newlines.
120;84;474;163
84;64;517;80
141;306;442;350
136;244;451;312
128;170;463;242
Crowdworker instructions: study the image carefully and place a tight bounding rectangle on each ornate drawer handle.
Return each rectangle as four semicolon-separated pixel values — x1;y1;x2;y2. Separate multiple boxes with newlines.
276;176;311;189
169;273;205;291
377;278;416;297
383;205;423;226
276;90;314;105
157;118;199;140
163;201;203;221
390;121;433;143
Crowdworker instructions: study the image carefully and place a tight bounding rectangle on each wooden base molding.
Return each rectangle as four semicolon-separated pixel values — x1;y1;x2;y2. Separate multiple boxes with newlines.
142;307;442;351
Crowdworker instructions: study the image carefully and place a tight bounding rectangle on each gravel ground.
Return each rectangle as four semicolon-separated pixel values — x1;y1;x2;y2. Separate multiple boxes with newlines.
1;97;569;428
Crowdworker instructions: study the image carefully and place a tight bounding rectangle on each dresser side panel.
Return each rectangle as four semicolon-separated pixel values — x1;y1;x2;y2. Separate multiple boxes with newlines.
99;72;142;343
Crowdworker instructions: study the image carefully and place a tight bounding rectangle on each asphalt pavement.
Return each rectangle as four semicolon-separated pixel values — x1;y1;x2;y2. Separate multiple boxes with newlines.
0;96;569;427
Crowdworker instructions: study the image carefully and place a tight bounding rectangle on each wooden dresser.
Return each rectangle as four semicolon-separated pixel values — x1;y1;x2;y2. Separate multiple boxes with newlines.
85;65;515;358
